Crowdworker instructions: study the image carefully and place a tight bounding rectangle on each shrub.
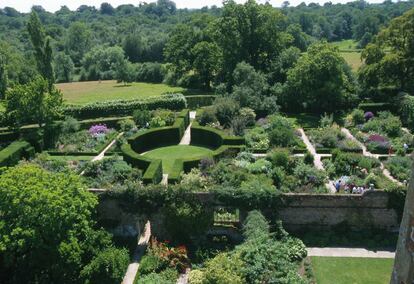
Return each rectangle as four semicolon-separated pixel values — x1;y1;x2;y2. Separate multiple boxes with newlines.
133;109;152;128
188;270;204;284
239;107;256;126
320;113;333;128
202;253;245;284
245;127;269;151
138;255;166;276
243;210;270;240
149;116;166;128
151;109;176;126
135;62;165;83
81;247;129;284
304;151;314;165
364;111;374;121
60;116;80;133
197;107;217;126
385;156;412;182
137;268;178;284
0;141;35;167
118;118;136;132
213;97;240;127
230;116;247;136
266;115;298;147
268;149;290;169
351;109;365;125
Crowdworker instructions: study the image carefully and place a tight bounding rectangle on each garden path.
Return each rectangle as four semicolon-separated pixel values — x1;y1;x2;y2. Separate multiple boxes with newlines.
307;247;395;258
179;111;196;145
341;128;403;186
177;268;191;284
298;128;336;193
161;174;169;186
402;127;411;135
79;132;124;176
122;221;152;284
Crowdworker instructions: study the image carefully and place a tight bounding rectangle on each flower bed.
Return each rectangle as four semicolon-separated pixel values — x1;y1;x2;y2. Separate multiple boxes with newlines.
245;114;307;153
384;156;412;183
349;111;413;154
307;124;361;153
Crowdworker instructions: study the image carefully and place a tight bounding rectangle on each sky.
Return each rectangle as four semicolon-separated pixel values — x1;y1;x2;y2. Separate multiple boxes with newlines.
1;0;386;13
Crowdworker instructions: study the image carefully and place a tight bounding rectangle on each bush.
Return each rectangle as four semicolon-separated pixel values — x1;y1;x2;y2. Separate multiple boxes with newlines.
186;95;216;109
151;109;176;126
266;115;298;147
304;151;314;165
133;109;152;128
81;247;129;284
351;109;365;125
118;118;136;132
245;127;269;151
239;107;256;127
0;141;35;167
362;111;402;137
268;149;290;169
202;253;245;284
138;255;166;276
64;93;187;119
197;107;217;126
213;97;240;127
136;268;178;284
230;116;247;136
135;62;165;83
60;116;80;133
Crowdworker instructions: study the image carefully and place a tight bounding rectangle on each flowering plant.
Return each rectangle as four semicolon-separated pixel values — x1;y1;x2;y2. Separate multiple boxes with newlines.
364;112;374;121
148;238;190;273
88;124;109;137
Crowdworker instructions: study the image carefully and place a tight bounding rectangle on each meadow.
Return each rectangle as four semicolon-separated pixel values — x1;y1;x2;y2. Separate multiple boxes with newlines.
57;80;186;105
330;40;363;71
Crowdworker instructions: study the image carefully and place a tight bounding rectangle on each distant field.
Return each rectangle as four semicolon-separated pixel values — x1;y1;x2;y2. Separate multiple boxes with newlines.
330;40;363;71
331;39;359;51
341;51;363;71
57;80;186;105
311;257;393;284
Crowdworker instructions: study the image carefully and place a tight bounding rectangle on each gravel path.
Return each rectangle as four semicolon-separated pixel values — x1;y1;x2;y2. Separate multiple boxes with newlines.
179;111;196;145
122;221;152;284
307;247;395;258
177;269;191;284
298;128;336;193
341;128;403;186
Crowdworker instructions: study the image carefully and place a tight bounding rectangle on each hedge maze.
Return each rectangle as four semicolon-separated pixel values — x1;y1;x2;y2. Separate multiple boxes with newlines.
121;110;245;184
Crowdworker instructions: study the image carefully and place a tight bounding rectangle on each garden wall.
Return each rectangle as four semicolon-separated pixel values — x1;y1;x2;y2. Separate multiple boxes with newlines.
97;190;399;238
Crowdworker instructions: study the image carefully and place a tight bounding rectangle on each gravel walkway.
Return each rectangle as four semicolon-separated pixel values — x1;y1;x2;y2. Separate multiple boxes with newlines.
341;128;403;186
298;128;336;193
122;221;152;284
307;247;395;258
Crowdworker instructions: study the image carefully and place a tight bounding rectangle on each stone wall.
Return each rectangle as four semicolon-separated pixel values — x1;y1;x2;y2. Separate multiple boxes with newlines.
96;190;399;238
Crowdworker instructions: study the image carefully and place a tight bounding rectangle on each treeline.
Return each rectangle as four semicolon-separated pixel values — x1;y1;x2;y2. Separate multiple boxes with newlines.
0;0;413;85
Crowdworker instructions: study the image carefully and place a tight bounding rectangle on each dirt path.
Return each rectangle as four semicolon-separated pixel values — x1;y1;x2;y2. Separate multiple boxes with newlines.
177;269;191;284
122;221;152;284
307;247;395;258
298;129;336;193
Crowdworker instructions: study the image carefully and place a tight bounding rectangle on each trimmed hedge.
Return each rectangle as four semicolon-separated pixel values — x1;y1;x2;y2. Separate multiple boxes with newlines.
142;159;163;185
185;95;216;109
0;141;35;167
168;159;184;184
358;103;392;114
128;127;181;154
64;93;187;119
190;126;224;149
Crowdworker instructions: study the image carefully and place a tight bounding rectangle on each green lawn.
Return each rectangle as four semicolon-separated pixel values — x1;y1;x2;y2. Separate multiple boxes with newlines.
331;39;359;51
47;155;94;162
143;145;213;174
311;257;393;284
341;52;363;72
57;80;186;105
285;113;321;128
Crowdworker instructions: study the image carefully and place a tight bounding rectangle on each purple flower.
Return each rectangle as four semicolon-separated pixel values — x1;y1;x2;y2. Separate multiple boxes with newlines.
368;134;387;143
364;112;374;121
89;124;109;137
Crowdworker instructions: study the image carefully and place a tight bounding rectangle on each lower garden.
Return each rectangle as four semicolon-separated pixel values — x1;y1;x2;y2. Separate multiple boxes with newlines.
0;95;410;284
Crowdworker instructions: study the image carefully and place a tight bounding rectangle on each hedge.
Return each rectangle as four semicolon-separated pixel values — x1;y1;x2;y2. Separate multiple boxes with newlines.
128;127;181;154
190;126;224;149
142;159;163;185
0;141;35;167
168;159;184;184
64;93;187;119
315;147;364;154
185;95;216;109
358;102;392;114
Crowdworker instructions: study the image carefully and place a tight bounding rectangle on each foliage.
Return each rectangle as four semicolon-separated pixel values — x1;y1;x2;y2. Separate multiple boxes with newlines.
266;114;300;147
245;127;270;151
201;253;245;284
133;108;152;128
5;76;63;127
197;107;217;126
213;97;240;128
0;55;7;99
361;111;402;137
27;11;54;86
54;53;75;83
147;238;190;273
80;247;129;284
284;42;356;113
351;109;365;125
0;164;113;283
385;156;412;182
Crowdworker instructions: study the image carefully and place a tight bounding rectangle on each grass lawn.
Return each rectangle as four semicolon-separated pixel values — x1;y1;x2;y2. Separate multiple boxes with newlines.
331;39;359;51
57;80;186;105
340;52;363;72
285;113;321;128
143;145;213;174
311;257;393;284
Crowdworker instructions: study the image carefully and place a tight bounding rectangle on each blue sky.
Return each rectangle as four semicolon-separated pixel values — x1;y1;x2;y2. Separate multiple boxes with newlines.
1;0;385;13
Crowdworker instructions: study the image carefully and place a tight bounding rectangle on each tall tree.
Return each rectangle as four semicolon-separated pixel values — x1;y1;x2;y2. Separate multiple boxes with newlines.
5;77;62;128
0;165;114;283
65;22;92;66
284;42;356;113
54;53;74;83
123;32;144;63
359;8;414;96
191;41;221;89
0;55;7;99
27;11;54;87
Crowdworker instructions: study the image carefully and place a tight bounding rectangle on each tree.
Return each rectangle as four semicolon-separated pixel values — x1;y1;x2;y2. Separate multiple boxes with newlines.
123;32;144;63
191;41;221;89
0;165;113;283
54;53;74;83
213;0;292;80
100;3;115;15
116;60;135;85
0;55;7;99
359;8;414;95
284;42;355;113
27;11;54;86
65;22;92;66
5;77;63;128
